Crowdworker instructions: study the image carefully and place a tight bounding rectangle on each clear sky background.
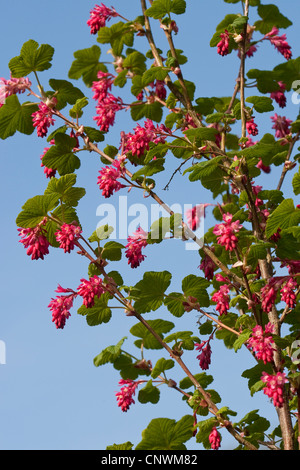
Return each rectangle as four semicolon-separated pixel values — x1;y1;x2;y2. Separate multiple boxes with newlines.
0;0;299;451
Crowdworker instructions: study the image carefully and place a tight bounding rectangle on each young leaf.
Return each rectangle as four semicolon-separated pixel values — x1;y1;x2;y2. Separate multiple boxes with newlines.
0;95;37;139
151;357;175;379
77;292;112;326
16;194;59;228
130;319;174;349
138;380;160;404
93;337;127;367
265;199;300;239
130;271;172;313
245;96;274;113
44;173;86;207
42;133;80;176
9;39;54;77
254;4;292;34
135;415;194;450
68;45;105;87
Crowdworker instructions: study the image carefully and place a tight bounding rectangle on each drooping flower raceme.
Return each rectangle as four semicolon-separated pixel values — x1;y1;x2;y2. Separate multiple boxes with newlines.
270;81;287;108
264;27;292;60
55;223;82;253
32;101;56;138
209;427;221;450
217;30;230;56
115;379;142;412
247;323;275;364
48;292;75;329
92;71;115;102
122;119;169;159
87;3;119;34
271;113;292;139
97;158;126;198
77;275;105;308
261;371;288;408
40;139;56;178
213;213;242;252
246;117;259;136
195;340;212;370
18;218;50;260
125;227;148;268
0;75;32;107
211;285;230;315
280;277;298;310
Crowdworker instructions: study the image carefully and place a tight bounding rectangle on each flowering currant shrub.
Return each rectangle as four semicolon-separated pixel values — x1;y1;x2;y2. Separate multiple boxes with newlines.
2;0;300;451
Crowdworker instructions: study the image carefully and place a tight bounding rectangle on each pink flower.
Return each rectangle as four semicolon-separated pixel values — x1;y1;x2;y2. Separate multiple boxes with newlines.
264;27;292;60
0;75;32;106
261;371;288;408
97;158;126;198
217;30;230;56
93;94;123;132
77;275;105;308
55;223;82;253
271;113;292;139
186;205;204;231
125;227;148;268
115;379;142;412
122;119;169;159
212;285;230;315
213;213;242;252
48;293;74;329
92;71;115;102
18;219;50;260
199;254;216;281
40;139;56;178
209;427;221;450
32;102;56;138
195;341;212;370
246;117;259;136
257;159;271;174
280;277;297;309
247;323;275;364
87;3;118;34
270;81;287;108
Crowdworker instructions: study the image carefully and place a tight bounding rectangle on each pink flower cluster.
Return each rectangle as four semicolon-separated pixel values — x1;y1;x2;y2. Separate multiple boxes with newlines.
270;81;287;108
125;227;148;268
199;253;216;281
0;75;32;107
195;340;212;370
32;101;56;138
209;427;221;450
92;71;115;102
213;213;242;252
246;117;259;137
40;139;56;178
87;3;118;34
212;284;230;315
122;119;169;159
260;276;298;312
18;218;50;260
261;371;287;408
264;27;292;60
247;323;275;364
55;223;82;253
271;113;292;139
97;157;126;198
77;275;105;308
48;287;75;329
115;379;142;412
92;71;123;133
217;30;230;56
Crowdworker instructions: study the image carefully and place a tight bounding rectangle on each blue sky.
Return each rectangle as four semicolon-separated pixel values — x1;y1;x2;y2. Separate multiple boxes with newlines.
0;0;299;450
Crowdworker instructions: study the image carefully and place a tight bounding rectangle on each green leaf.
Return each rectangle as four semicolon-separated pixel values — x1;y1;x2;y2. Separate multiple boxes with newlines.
242;362;272;396
233;330;251;352
151;358;175;379
69;97;89;119
93;337;127;367
179;373;213;390
68;45;104;87
130;319;174;350
292;168;300;195
130;271;172;313
106;442;134;450
89;225;114;242
135;415;194;450
101;241;124;261
77;292;112;326
123;51;147;75
182;274;210;307
144;0;172;19
184;127;219;143
9;39;54;76
44;173;86;207
254;4;292;34
97;22;134;56
84;126;105;143
142;66;170;85
195;417;218;449
16;194;59;228
164;292;185;317
138;380;160;404
265;199;300;239
245;96;274;113
42;133;81;176
48;79;85;110
0;95;37;139
130;101;163;123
